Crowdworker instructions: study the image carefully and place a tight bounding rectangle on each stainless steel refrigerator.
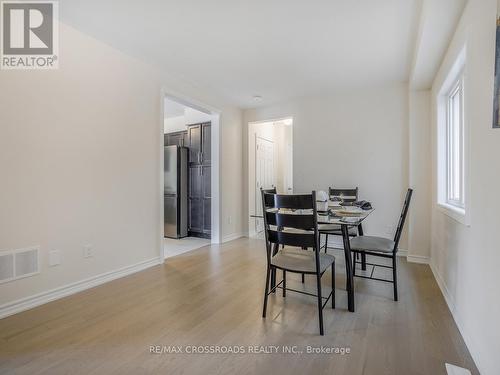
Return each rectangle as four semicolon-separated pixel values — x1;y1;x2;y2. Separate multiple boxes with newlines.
164;145;188;238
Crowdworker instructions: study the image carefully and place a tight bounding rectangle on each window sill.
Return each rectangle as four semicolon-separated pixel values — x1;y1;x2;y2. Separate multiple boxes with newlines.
437;202;469;226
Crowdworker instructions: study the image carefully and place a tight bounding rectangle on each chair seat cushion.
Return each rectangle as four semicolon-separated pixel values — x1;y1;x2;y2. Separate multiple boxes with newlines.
318;224;357;236
271;248;335;273
349;236;395;253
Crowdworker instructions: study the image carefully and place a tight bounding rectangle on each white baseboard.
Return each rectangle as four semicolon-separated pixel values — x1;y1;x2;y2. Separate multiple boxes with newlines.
0;257;162;319
429;261;456;317
430;261;482;374
397;249;408;257
406;254;430;264
399;248;429;264
221;232;244;243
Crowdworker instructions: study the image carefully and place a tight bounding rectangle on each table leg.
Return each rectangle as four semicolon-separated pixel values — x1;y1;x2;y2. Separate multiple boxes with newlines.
342;224;355;312
357;223;367;271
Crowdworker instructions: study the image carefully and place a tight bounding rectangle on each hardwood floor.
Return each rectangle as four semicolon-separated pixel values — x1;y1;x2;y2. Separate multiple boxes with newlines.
0;238;478;375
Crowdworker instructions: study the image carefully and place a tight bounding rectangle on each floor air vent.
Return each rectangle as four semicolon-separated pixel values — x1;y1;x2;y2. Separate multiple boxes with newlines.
0;247;39;284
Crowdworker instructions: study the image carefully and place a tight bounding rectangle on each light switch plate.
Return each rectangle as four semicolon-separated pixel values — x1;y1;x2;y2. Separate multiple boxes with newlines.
83;245;93;258
49;250;60;266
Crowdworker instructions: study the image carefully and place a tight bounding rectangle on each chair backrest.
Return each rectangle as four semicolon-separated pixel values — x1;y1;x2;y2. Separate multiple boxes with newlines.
261;187;277;209
393;188;413;251
262;191;319;252
260;189;276;254
329;187;359;203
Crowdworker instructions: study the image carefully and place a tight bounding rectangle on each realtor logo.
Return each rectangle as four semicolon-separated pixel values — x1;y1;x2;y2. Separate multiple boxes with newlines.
1;1;58;69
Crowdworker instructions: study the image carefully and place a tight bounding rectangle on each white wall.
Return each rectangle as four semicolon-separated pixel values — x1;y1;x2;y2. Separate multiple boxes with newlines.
273;122;293;194
430;0;500;373
244;85;410;244
220;110;244;241
408;90;432;262
0;23;243;309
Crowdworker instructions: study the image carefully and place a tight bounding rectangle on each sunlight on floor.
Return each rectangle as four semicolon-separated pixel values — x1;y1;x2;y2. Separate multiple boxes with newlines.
164;237;211;258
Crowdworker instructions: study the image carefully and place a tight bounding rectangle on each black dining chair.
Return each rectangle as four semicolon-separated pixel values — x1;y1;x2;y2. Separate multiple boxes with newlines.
261;187;279;291
349;188;413;301
319;187;360;252
262;187;309;285
330;187;359;204
261;191;335;336
261;187;277;212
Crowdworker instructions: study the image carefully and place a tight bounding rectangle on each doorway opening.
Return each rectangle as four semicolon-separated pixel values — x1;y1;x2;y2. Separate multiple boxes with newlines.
248;117;293;237
161;92;220;258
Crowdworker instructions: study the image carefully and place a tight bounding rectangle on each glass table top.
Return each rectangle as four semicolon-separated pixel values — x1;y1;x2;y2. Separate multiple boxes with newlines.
259;207;374;226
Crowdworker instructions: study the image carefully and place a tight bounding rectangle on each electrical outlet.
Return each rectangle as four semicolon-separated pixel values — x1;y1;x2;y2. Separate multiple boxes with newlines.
386;225;395;235
49;250;61;266
83;245;93;258
228;216;232;224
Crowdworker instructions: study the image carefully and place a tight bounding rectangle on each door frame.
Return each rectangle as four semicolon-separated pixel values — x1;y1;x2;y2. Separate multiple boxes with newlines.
159;88;221;260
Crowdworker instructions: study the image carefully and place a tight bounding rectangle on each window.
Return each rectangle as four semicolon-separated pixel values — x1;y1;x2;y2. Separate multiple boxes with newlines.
445;76;465;209
437;47;468;225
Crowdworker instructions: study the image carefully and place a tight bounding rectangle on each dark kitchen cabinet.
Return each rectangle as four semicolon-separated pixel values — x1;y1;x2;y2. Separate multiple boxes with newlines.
189;166;202;198
187;123;211;165
188;199;203;233
203;200;211;232
187;122;211;237
187;125;201;164
164;131;187;147
201;124;211;164
202;165;211;233
202;166;211;198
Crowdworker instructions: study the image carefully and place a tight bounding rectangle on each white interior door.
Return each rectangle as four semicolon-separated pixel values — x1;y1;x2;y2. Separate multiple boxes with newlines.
255;136;274;233
284;139;293;194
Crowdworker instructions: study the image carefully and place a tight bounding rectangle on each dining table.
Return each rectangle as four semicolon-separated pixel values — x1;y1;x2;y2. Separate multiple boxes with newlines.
252;202;374;313
317;204;373;312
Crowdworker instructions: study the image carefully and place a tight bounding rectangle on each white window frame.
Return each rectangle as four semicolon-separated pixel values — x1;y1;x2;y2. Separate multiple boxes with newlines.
436;46;470;226
445;76;465;209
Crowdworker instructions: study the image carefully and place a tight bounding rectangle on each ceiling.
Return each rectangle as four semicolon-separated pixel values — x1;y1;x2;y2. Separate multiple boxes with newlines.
60;0;463;108
410;0;468;89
